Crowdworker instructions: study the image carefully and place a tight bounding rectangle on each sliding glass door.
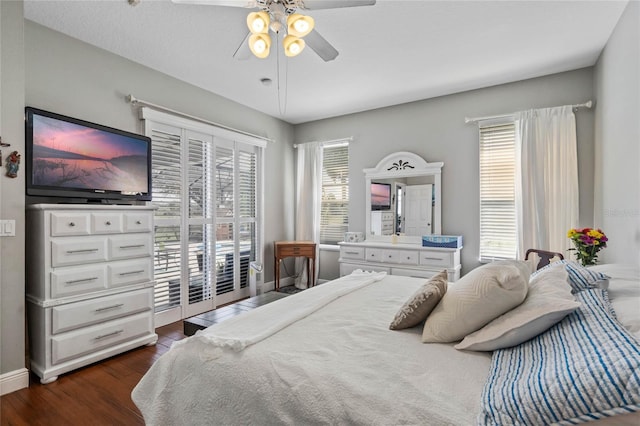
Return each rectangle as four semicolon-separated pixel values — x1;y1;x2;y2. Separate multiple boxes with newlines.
143;109;264;326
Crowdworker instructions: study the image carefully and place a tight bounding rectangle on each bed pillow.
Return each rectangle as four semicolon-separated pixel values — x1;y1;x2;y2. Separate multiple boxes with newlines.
479;287;640;425
455;264;580;351
389;270;448;330
422;260;530;343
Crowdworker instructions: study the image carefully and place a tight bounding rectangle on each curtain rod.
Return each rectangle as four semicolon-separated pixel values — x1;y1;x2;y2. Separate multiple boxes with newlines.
126;94;275;143
293;137;353;148
464;100;593;124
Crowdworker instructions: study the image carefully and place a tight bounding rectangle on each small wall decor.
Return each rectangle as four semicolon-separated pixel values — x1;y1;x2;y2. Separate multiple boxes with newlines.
5;151;20;178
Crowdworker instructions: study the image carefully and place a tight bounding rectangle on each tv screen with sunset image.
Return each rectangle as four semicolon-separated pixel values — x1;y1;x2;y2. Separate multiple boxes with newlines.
26;108;151;201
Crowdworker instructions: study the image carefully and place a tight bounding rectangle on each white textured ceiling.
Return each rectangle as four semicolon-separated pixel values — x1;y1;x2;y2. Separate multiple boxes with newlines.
23;0;628;124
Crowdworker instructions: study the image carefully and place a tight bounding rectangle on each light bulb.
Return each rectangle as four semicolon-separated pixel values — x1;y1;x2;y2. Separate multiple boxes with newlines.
293;20;308;33
252;18;266;33
254;39;266;54
289;42;301;55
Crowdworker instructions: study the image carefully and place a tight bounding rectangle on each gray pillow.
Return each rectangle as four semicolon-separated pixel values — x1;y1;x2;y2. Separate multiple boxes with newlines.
389;270;448;330
422;260;530;343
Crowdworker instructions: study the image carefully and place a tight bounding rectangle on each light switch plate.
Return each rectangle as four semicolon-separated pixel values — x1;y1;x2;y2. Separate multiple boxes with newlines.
0;220;15;237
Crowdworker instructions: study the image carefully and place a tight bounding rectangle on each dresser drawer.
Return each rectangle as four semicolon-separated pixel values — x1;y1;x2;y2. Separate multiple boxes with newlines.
109;234;153;260
365;248;384;262
91;212;123;234
50;212;91;237
384;249;419;265
51;311;153;365
381;212;394;221
391;267;438;279
340;246;365;260
51;288;152;334
51;238;108;267
340;262;390;276
419;251;454;268
278;245;315;257
124;212;153;233
51;265;107;298
108;259;152;288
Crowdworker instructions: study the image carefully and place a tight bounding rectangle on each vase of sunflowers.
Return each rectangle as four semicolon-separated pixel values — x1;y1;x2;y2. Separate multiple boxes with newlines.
567;228;608;267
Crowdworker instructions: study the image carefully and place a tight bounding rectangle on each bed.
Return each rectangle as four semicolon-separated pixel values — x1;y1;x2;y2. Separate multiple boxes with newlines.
132;262;640;425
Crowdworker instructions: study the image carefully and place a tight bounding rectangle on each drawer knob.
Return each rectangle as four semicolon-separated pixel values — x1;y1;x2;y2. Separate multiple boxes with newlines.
106;221;111;226
69;222;75;227
136;220;142;225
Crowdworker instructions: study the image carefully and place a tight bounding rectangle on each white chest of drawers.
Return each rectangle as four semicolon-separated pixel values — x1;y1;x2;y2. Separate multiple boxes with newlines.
26;204;157;384
338;241;462;281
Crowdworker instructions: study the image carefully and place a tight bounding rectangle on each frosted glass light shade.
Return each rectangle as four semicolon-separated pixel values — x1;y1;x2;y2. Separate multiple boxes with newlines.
283;35;305;57
286;14;314;37
247;11;270;34
249;33;271;58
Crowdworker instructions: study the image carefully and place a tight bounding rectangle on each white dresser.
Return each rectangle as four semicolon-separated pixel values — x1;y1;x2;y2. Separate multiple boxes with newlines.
370;211;395;236
339;241;462;281
26;204;157;384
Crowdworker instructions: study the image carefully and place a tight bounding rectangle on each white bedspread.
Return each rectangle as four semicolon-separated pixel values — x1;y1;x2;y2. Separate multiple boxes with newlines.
132;274;492;426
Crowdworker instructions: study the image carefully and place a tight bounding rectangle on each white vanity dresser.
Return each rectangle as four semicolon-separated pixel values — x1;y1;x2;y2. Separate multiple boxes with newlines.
25;204;158;384
339;241;461;281
339;151;462;281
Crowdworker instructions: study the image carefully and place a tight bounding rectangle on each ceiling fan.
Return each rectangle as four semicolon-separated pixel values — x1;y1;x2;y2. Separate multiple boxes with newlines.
171;0;376;61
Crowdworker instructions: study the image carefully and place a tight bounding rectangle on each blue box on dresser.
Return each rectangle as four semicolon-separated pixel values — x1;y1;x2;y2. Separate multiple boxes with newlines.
422;235;463;249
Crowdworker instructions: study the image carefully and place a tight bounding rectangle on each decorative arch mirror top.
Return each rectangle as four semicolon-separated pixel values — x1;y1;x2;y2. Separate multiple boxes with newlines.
364;152;443;243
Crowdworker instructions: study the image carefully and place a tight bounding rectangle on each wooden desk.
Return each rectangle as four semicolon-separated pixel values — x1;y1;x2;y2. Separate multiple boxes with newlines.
274;241;316;291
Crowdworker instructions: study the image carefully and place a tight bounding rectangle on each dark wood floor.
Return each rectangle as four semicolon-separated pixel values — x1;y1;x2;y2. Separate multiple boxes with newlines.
0;321;186;426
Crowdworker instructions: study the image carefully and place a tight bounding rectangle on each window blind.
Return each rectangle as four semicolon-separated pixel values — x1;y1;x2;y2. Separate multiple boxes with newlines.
320;144;349;244
479;123;517;261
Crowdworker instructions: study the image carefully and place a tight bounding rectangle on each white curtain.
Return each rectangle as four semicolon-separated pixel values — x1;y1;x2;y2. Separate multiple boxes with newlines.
515;105;579;259
294;142;322;289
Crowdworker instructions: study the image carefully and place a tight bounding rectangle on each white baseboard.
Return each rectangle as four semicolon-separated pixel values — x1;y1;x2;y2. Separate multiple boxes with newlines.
0;368;29;395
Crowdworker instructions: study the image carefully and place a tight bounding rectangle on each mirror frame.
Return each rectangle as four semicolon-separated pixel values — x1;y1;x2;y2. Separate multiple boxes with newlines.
364;152;443;244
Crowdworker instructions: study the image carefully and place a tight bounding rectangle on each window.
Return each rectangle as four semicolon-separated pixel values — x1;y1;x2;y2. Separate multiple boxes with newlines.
320;143;349;244
479;122;517;261
143;108;265;326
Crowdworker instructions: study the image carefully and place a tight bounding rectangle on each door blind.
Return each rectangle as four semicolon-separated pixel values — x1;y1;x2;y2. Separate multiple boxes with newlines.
149;125;182;312
479;123;517;261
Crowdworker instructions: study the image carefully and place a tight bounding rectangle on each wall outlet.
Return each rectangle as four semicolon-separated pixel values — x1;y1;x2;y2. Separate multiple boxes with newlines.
0;220;15;237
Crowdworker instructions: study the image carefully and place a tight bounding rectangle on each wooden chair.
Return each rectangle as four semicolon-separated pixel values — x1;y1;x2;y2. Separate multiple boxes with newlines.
525;249;564;271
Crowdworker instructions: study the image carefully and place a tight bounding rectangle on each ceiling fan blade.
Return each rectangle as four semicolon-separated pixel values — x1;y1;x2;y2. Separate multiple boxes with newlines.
171;0;256;7
298;0;375;10
305;30;339;62
233;32;252;60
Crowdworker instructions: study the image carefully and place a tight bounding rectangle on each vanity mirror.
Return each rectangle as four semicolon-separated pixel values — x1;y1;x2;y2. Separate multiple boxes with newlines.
364;152;443;243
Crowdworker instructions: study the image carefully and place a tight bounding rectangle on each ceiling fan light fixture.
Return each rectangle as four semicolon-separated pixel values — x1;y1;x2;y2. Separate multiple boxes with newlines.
249;33;271;58
283;35;305;57
286;13;314;37
247;11;270;34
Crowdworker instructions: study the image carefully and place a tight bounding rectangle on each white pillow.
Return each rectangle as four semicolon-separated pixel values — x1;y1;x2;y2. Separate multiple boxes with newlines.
422;260;530;343
455;264;580;351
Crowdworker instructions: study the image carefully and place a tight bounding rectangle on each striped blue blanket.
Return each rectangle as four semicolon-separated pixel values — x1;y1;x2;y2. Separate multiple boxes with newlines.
479;287;640;425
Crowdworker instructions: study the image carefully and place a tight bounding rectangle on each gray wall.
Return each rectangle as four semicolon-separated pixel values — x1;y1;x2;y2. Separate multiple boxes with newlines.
296;69;595;275
1;0;27;379
594;1;640;264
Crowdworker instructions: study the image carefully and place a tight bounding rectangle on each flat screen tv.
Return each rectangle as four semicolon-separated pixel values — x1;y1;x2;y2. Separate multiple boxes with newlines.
371;182;391;211
25;107;152;202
